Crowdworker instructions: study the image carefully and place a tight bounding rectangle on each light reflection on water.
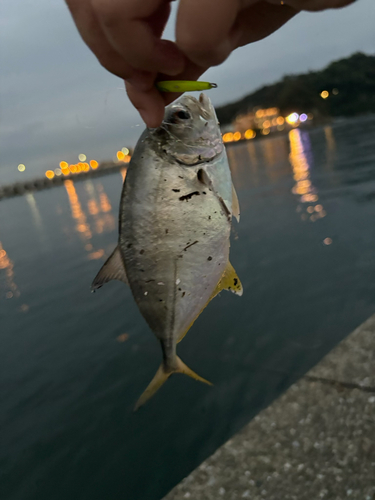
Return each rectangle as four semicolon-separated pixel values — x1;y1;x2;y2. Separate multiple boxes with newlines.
63;178;116;260
1;116;375;500
0;241;19;300
289;128;327;223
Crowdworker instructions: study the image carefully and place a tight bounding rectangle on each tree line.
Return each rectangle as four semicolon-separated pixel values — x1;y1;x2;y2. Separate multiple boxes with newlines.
216;52;375;125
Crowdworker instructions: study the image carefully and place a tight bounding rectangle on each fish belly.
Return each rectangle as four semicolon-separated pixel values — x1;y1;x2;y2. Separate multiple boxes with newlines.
120;148;230;344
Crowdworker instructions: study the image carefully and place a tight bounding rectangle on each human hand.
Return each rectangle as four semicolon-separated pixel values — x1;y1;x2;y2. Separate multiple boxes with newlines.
175;0;356;69
66;0;356;128
65;0;188;126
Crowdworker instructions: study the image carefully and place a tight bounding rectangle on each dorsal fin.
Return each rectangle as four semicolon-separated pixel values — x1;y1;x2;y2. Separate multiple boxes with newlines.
177;260;243;343
91;245;128;291
232;183;240;222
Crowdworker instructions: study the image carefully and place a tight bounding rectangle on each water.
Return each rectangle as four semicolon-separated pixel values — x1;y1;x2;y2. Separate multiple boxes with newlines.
1;116;375;500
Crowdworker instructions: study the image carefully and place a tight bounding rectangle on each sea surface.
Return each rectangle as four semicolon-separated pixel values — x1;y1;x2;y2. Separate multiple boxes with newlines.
1;116;375;500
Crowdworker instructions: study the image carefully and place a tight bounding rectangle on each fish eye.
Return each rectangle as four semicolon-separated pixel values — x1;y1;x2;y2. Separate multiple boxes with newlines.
175;110;191;120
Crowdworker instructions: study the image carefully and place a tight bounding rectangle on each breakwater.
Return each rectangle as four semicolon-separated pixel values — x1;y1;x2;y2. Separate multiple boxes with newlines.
0;161;125;201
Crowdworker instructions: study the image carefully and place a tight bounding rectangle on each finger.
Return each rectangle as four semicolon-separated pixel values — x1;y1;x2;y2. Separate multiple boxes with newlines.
92;0;185;75
125;81;166;128
266;0;356;11
234;1;298;46
176;0;241;67
66;0;154;86
158;61;208;107
126;58;206;128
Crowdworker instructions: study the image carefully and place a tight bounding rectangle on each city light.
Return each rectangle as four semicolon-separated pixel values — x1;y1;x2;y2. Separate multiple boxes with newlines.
78;154;86;161
18;164;26;172
233;131;241;141
332;88;339;95
286;113;299;125
277;116;285;125
54;168;62;176
90;160;99;169
45;170;55;179
60;161;68;169
300;113;308;122
320;90;329;99
122;147;129;155
222;132;234;143
244;129;255;140
117;151;131;162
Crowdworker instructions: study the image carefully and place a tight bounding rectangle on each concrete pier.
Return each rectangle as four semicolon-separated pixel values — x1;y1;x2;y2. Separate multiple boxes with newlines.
164;315;375;500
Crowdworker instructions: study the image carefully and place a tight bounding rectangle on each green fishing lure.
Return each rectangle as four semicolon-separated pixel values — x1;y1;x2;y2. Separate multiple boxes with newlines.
156;81;217;93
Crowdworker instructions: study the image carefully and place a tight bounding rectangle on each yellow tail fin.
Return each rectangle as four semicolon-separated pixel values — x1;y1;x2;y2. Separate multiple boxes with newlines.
134;356;212;411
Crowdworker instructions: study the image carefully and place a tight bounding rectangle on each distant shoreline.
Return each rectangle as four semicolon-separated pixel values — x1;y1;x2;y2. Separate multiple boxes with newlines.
1;113;374;202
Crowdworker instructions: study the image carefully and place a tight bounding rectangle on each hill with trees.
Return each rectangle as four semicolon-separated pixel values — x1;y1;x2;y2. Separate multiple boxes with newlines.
216;52;375;125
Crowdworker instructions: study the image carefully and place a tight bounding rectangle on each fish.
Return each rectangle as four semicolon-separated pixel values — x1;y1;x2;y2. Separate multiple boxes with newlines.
92;93;242;410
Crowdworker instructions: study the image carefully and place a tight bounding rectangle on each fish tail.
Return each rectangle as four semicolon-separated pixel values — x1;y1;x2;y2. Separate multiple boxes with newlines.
134;356;212;411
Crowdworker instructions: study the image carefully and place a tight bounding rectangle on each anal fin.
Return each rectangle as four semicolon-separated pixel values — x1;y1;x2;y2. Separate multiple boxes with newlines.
91;245;128;291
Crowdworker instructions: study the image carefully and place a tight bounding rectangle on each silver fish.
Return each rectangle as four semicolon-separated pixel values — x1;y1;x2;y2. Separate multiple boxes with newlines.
92;94;242;410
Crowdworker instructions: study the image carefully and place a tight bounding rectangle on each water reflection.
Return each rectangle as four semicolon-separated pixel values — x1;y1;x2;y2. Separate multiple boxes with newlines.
226;147;238;174
93;183;115;235
324;125;336;173
289;129;326;222
25;193;48;246
64;179;93;241
324;125;336;151
64;179;116;260
246;141;260;186
0;242;20;299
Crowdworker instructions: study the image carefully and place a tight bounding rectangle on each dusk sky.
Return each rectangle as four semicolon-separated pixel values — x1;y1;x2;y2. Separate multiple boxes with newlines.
0;0;374;184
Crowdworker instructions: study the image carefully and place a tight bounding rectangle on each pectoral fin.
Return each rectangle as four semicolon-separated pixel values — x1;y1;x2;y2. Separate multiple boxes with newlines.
91;245;128;291
197;168;239;221
232;183;240;222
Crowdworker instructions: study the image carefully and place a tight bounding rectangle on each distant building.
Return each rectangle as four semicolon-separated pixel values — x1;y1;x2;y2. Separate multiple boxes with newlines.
222;106;311;143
